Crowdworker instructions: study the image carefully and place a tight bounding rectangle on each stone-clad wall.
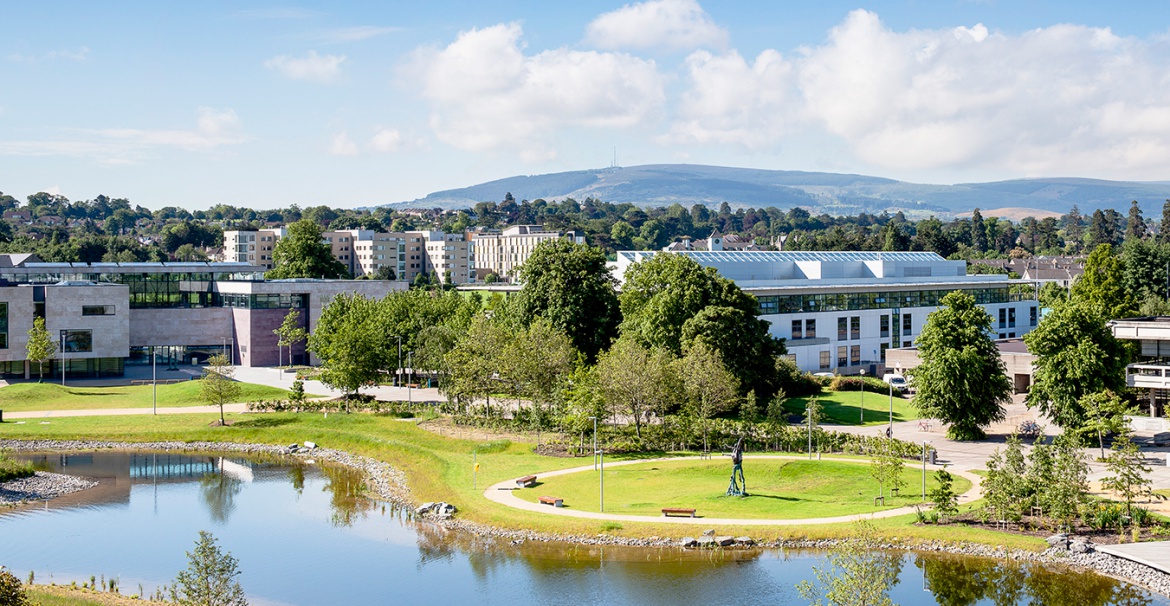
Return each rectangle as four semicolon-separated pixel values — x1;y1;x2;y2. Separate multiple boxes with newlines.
129;307;233;347
0;286;35;363
45;284;130;359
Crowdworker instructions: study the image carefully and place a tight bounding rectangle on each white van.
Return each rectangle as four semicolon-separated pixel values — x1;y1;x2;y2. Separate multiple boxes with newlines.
882;373;908;393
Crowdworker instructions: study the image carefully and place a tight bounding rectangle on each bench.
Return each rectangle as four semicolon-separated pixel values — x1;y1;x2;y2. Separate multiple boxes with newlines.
516;475;537;488
538;496;563;507
662;508;697;518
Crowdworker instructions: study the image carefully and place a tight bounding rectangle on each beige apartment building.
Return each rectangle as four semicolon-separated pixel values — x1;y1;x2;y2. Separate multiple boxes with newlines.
470;225;585;282
221;228;475;284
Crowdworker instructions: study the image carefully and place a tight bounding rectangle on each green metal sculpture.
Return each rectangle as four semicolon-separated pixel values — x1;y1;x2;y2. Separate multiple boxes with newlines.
726;436;746;497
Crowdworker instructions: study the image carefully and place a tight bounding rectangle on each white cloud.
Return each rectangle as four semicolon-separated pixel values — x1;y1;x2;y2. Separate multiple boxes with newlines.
368;128;403;153
0;107;249;164
328;131;359;156
585;0;727;51
8;46;90;63
264;51;346;83
667;9;1170;179
411;23;664;160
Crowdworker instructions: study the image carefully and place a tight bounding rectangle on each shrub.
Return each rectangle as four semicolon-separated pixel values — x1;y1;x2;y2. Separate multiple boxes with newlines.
0;450;34;483
829;375;899;395
0;566;28;606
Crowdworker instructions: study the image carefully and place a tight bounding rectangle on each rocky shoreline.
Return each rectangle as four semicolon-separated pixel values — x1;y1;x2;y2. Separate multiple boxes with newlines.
0;471;98;506
3;438;1168;598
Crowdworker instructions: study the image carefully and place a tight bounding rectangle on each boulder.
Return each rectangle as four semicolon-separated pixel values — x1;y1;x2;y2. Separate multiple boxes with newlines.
303;441;318;449
1045;534;1069;549
416;502;435;516
696;536;716;548
735;537;755;546
1070;540;1094;554
715;536;735;547
679;537;698;548
701;529;715;537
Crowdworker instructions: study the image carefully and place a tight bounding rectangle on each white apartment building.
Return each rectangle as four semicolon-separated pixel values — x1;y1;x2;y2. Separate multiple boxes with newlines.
611;250;1039;375
470;225;585;281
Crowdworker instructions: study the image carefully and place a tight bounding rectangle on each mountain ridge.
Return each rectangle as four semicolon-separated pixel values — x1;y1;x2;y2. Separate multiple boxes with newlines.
386;164;1170;218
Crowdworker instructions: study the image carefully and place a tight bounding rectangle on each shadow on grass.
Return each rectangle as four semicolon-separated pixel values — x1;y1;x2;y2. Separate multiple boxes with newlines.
234;417;298;428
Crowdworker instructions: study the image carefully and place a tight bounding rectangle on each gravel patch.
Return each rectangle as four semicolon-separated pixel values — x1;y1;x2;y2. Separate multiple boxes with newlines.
3;438;1167;598
0;471;98;505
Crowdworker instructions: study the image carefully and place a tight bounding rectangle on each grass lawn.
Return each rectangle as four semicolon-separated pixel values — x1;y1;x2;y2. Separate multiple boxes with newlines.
0;411;1040;550
514;458;968;518
784;390;918;426
0;381;301;412
26;585;165;605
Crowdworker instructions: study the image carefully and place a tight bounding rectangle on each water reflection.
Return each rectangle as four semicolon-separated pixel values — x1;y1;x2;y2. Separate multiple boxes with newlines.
199;466;243;525
319;463;372;527
917;553;1154;606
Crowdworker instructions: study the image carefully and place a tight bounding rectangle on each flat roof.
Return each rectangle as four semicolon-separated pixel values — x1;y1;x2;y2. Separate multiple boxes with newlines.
617;251;946;263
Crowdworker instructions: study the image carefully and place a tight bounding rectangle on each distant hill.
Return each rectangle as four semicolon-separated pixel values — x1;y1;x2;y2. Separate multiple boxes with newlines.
387;164;1170;218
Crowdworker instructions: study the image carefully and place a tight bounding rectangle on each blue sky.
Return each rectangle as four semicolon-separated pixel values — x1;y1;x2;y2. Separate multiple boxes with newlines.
3;1;1170;209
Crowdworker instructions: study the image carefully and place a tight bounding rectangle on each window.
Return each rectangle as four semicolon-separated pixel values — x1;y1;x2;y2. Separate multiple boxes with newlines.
791;320;802;340
880;343;888;361
837;346;847;368
0;302;7;349
1030;306;1038;326
998;308;1007;328
850;316;860;340
880;315;889;339
902;314;912;333
850;345;861;366
785;354;797;363
61;330;93;353
819;350;831;370
838;317;847;340
806;319;816;339
82;305;114;316
1008;308;1016;328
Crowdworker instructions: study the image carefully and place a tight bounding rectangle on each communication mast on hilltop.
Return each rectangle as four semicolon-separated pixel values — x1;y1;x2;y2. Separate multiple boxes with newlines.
609;148;620;170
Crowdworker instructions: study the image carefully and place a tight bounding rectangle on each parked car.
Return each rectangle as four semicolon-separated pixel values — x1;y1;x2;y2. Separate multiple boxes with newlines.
882;373;909;393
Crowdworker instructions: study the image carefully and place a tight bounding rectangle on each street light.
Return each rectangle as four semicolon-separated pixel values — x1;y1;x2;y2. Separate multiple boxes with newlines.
888;377;894;439
391;335;402;387
859;368;865;424
588;416;598;471
407;350;413;405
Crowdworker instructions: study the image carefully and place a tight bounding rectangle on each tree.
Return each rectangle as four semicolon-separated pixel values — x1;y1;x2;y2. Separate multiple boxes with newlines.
870;438;906;502
970;208;987;252
371;265;396;281
930;467;959;522
307;293;385;408
1077;390;1132;459
1072;244;1137;319
1045;432;1090;531
201;354;242;426
1100;434;1153;518
507;317;575;438
906;291;1011;440
25;316;54;382
1038;281;1068;309
620;253;784;397
267;219;348;279
1025;301;1129;429
515;239;620;362
982;433;1029;523
1161;200;1170;245
1126;200;1147;242
0;566;29;606
796;520;901;606
273;309;307;368
442;315;513;411
171;531;247;606
595;336;678;442
677;341;739;452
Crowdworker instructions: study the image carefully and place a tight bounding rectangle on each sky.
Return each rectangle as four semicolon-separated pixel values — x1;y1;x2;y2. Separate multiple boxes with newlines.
3;1;1170;210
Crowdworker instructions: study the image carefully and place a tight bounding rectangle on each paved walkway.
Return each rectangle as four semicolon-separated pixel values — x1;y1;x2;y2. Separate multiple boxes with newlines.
1097;542;1170;575
484;455;983;526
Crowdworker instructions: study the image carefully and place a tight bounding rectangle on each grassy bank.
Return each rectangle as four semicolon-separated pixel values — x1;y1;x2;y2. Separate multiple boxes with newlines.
0;410;1041;550
27;585;165;605
0;382;300;412
784;390;918;426
0;448;34;481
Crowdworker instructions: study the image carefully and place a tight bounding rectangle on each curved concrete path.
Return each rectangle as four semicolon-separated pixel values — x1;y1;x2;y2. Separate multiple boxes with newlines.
485;455;982;526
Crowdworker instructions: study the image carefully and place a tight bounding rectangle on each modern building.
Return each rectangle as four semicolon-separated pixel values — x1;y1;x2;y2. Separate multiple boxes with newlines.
885;338;1039;394
1109;317;1170;428
470;225;584;281
0;255;405;379
611;250;1040;375
221;228;476;284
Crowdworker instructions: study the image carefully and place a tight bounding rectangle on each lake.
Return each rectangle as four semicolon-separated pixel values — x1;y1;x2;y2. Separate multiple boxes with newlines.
0;451;1164;606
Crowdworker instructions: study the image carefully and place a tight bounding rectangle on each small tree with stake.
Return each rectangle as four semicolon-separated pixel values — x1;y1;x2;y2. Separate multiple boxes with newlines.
273;309;307;369
201;354;241;427
171;531;247;606
1101;434;1153;520
26;316;54;382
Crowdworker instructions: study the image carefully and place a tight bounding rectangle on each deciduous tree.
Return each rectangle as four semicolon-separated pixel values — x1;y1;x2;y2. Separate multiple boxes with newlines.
307;293;385;407
171;531;247;606
267;219;348;279
201;354;241;426
907;291;1011;440
595;336;678;442
1077;390;1133;459
1025;301;1129;429
273;309;307;368
1101;435;1153;518
1072;243;1137;319
677;341;738;453
25;316;54;382
796;520;901;606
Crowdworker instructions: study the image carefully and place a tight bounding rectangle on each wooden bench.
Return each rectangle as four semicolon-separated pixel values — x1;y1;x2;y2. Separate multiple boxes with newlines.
662;508;697;518
538;496;563;507
516;475;537;488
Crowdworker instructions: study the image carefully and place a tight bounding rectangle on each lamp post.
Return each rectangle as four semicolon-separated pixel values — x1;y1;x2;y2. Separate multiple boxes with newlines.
407;350;413;405
391;335;402;387
59;331;65;386
922;441;929;501
588;416;598;471
859;368;865;424
152;345;157;416
888;378;894;439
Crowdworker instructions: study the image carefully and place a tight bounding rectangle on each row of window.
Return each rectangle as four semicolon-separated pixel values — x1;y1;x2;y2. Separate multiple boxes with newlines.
756;287;1016;315
815;343;900;370
791;314;912;341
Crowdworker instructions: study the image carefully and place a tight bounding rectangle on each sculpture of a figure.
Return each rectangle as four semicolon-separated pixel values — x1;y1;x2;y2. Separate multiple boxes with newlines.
726;436;746;497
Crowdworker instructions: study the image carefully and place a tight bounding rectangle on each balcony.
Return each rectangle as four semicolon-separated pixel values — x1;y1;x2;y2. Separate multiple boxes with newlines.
1126;363;1170;389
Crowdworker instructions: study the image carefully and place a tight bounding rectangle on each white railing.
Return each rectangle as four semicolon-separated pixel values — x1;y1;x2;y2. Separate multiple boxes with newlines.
1125;364;1170;389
